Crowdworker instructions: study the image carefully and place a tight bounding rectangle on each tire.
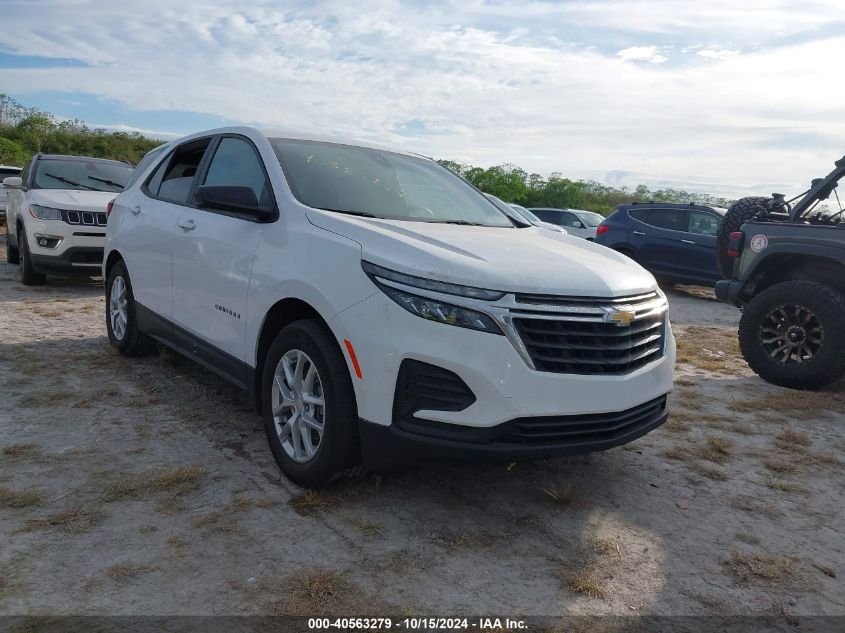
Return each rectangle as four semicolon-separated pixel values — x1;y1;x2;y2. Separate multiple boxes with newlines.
716;197;771;279
105;260;155;356
5;225;19;264
738;281;845;390
18;229;46;286
261;319;359;488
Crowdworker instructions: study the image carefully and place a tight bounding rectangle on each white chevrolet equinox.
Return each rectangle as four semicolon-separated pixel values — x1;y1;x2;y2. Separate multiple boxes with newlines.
104;127;675;487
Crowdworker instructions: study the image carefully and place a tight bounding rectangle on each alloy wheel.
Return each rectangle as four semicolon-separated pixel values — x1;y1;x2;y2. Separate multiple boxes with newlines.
272;349;325;463
759;304;823;365
109;275;128;341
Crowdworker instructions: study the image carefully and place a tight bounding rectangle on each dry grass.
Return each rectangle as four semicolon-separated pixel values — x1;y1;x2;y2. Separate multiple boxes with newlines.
264;568;385;616
17;391;75;407
730;390;844;418
674;326;741;373
701;436;734;464
543;483;584;506
289;489;338;516
728;495;782;519
590;538;620;556
763;459;799;475
104;465;204;501
735;532;761;546
26;507;105;533
105;562;155;582
565;567;608;599
659;446;690;461
775;428;812;449
762;476;802;494
2;442;37;456
0;485;44;508
723;551;798;584
663;414;691;433
687;462;730;481
673;376;698;386
343;515;384;536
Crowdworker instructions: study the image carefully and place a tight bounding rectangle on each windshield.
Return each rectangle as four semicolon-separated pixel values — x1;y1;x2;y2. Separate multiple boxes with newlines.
271;138;513;227
573;210;605;227
32;159;133;192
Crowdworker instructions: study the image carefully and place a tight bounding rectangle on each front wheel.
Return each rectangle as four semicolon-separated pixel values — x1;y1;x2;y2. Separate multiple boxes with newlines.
106;260;155;356
738;281;845;389
19;229;46;286
261;320;359;488
5;227;19;264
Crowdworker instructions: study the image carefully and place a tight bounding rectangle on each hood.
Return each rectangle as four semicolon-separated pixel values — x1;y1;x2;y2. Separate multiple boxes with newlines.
306;210;658;297
29;189;116;212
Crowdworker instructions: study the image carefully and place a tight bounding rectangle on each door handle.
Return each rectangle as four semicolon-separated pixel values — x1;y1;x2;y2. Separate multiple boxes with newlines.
681;239;696;245
177;218;196;231
131;204;141;215
633;230;646;236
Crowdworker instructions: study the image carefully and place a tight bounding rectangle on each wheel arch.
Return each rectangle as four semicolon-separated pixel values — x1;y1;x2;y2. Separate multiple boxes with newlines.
104;249;124;279
747;253;845;298
252;297;345;416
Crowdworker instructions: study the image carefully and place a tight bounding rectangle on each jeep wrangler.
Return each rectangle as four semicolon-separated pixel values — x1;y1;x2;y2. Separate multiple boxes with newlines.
715;154;845;389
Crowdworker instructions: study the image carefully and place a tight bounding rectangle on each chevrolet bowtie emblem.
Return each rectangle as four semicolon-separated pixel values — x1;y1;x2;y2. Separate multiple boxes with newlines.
607;310;636;326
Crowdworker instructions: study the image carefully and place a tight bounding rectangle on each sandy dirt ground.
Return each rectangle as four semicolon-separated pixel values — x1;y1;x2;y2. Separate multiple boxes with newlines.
1;225;843;625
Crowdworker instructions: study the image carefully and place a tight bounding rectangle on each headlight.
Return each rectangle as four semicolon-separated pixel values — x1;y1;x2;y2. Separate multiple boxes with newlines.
362;261;504;301
378;284;503;334
29;205;63;220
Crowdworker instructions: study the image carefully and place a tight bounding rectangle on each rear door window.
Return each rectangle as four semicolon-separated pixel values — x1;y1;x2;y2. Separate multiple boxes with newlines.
560;212;582;228
644;208;686;232
145;138;211;205
688;210;719;236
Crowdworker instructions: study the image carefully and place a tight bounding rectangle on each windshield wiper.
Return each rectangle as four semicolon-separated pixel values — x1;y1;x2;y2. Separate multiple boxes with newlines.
440;219;485;226
44;172;99;191
315;207;377;218
87;176;124;189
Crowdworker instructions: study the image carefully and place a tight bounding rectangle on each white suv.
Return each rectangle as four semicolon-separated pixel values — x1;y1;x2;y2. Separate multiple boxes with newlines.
105;127;675;487
3;154;133;285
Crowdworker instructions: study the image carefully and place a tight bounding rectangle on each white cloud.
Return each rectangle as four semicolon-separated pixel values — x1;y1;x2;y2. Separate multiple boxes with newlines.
616;46;668;64
697;48;740;60
0;0;843;196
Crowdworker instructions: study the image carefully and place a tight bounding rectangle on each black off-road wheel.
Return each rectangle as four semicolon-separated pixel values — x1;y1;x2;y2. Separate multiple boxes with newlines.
106;260;155;356
261;320;360;488
5;226;19;264
738;281;845;390
716;196;771;279
18;229;46;286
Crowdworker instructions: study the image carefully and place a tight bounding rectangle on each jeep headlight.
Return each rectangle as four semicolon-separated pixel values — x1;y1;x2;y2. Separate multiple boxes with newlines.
29;205;63;220
362;261;503;334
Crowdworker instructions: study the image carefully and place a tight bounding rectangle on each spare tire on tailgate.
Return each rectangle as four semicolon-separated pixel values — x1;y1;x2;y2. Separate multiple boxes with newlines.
716;197;771;279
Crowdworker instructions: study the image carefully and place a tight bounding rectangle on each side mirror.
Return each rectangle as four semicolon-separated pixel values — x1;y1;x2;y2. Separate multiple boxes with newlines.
574;220;585;228
3;176;23;188
194;185;272;218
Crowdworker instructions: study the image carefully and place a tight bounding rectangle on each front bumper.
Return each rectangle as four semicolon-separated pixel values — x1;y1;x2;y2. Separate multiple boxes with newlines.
25;219;105;276
330;291;676;430
359;394;668;467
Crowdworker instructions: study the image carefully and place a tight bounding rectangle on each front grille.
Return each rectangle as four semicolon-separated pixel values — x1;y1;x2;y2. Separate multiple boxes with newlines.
510;292;666;375
61;210;107;227
393;359;476;422
501;395;668;446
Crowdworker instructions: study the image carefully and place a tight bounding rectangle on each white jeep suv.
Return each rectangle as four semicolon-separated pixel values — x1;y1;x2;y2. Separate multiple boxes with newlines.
105;127;675;487
3;154;133;285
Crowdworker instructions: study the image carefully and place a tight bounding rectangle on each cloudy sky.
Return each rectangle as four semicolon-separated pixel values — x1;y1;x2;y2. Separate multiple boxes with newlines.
0;0;843;196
